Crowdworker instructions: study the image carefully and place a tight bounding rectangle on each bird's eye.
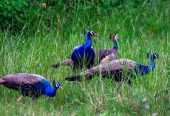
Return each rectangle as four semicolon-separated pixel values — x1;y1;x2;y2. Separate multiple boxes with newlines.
154;54;158;57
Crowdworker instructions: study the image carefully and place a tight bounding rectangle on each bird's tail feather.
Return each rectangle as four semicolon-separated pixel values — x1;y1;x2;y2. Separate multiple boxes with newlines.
51;63;60;68
51;59;73;68
65;75;82;81
0;78;5;84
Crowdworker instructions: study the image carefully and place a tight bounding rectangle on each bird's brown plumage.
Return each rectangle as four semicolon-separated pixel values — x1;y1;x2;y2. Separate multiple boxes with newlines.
0;73;45;90
65;58;138;81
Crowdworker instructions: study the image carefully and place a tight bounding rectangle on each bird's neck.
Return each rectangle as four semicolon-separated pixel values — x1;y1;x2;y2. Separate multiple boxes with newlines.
45;86;57;97
136;58;156;75
113;40;118;50
42;80;57;97
149;58;155;71
136;64;149;75
84;34;92;49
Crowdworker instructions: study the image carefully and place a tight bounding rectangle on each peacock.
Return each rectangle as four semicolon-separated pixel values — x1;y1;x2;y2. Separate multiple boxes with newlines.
0;73;62;98
99;34;119;63
71;30;96;70
65;53;159;83
51;34;119;68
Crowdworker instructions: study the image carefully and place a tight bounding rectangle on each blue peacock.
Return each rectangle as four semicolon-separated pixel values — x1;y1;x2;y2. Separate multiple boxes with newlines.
71;30;96;70
65;53;159;84
0;73;62;98
51;33;119;68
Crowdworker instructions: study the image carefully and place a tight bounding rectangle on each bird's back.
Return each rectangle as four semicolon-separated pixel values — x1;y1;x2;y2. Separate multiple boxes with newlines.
0;73;45;89
98;49;118;62
72;45;85;58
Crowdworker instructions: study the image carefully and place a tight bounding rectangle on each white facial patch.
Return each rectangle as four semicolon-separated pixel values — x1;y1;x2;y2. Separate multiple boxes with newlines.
73;45;80;50
154;54;158;58
114;34;119;40
90;31;96;35
90;31;93;35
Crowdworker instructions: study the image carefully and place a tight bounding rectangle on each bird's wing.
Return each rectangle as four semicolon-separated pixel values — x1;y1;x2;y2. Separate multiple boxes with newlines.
73;45;81;50
2;73;44;85
98;49;118;62
108;59;137;70
0;78;5;84
100;53;116;64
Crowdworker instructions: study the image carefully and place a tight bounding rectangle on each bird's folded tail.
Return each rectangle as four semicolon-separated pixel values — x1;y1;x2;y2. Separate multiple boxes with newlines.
65;75;82;81
51;63;60;68
51;59;73;68
0;78;5;84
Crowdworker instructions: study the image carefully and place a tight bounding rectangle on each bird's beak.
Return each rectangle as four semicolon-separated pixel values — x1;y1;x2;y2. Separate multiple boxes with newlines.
93;33;97;37
93;33;97;39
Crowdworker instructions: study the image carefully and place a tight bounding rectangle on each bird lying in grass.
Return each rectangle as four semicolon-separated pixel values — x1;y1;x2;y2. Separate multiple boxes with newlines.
0;73;62;98
51;34;119;68
65;53;159;84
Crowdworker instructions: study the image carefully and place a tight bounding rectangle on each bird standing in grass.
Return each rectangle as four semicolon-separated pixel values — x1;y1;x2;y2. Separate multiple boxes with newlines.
71;30;96;70
65;53;159;83
99;34;119;63
51;34;119;68
0;73;61;98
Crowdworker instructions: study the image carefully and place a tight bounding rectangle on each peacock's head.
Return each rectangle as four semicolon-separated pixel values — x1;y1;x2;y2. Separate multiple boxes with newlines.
84;30;96;37
53;80;62;89
147;53;159;60
110;34;119;41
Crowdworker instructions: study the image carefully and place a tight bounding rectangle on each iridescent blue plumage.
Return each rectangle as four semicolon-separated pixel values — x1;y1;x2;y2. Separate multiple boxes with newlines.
51;34;119;68
113;39;118;50
0;73;62;98
136;53;159;75
71;30;96;69
35;80;60;97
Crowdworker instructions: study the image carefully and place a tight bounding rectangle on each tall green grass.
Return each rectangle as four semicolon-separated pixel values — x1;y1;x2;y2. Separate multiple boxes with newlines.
0;0;169;115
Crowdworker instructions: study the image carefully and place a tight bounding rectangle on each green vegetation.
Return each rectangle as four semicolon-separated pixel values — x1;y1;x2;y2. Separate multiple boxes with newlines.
0;0;169;115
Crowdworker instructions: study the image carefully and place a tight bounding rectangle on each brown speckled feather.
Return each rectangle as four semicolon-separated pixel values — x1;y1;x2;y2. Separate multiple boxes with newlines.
66;58;137;81
97;49;118;62
0;73;45;89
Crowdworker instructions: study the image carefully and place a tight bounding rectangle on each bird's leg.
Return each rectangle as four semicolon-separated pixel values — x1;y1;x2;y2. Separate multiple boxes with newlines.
113;83;121;95
17;96;24;102
127;80;132;86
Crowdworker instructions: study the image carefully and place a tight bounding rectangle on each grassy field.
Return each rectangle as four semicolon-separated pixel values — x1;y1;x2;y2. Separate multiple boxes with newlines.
0;1;169;115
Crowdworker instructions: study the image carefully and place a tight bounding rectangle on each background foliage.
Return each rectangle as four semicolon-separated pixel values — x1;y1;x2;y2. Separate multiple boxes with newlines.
0;0;169;115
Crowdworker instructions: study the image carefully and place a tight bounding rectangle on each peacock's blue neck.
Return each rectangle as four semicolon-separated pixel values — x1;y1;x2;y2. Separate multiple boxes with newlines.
136;64;149;75
149;58;155;71
136;58;156;75
44;86;57;97
113;40;118;50
40;80;58;97
84;34;92;49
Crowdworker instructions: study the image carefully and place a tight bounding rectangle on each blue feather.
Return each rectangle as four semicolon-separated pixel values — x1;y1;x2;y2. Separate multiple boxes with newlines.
0;73;62;98
113;39;118;50
136;53;159;75
35;79;61;97
38;79;59;97
71;30;96;69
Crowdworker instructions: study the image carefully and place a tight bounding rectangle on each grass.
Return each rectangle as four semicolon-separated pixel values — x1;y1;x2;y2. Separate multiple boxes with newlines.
0;1;169;115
